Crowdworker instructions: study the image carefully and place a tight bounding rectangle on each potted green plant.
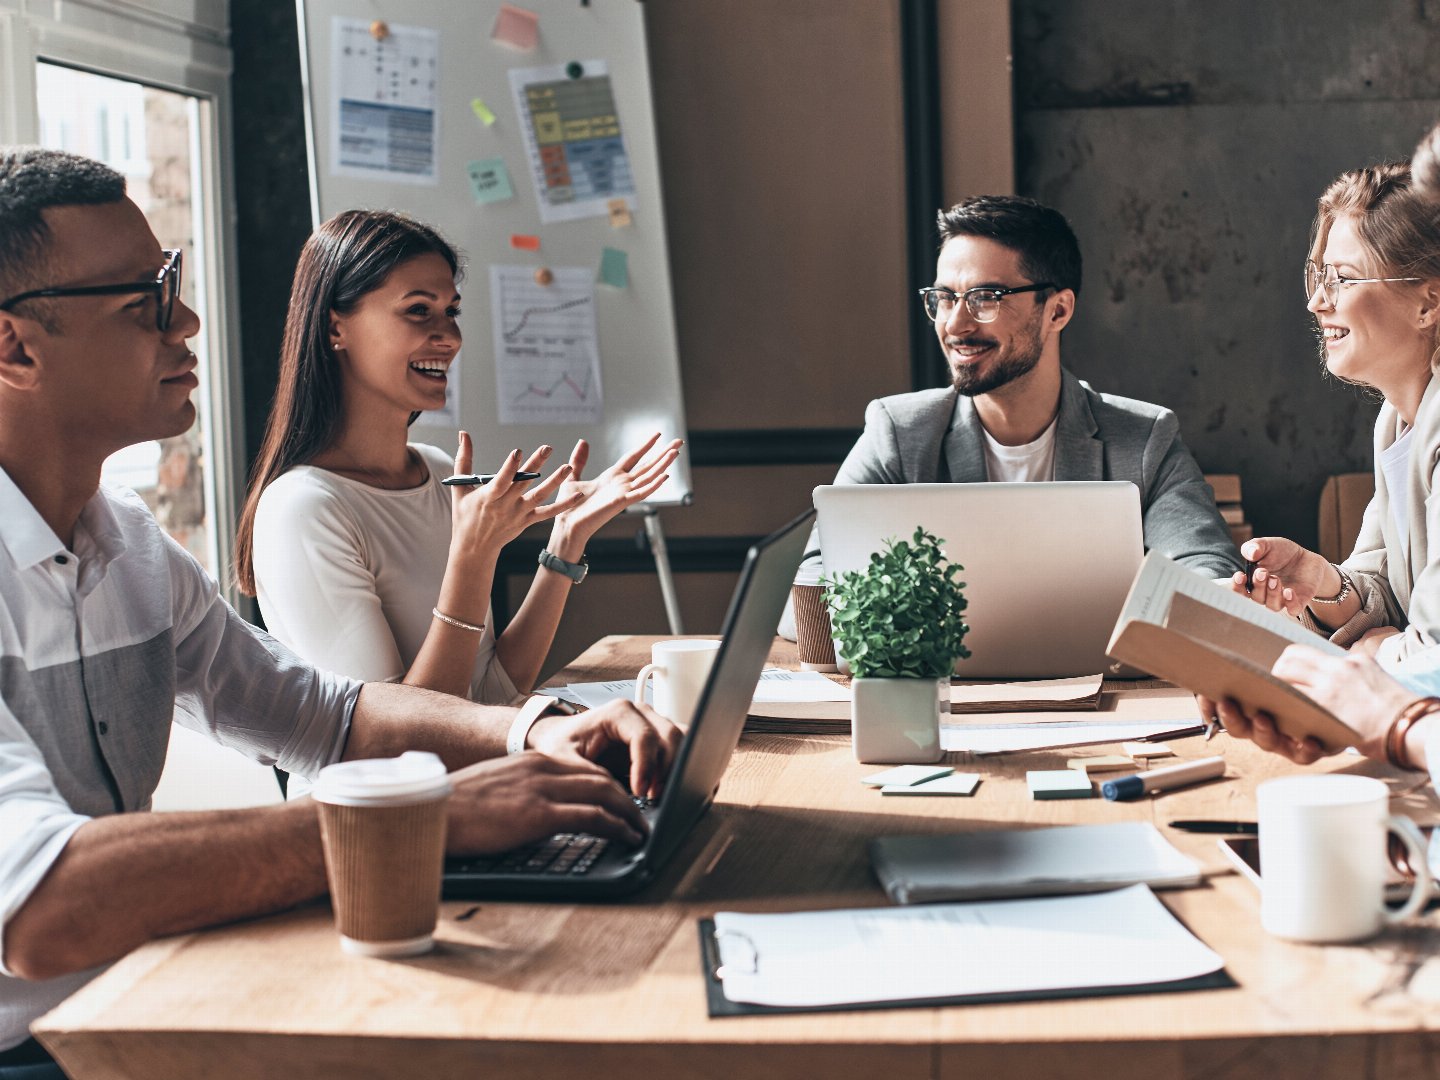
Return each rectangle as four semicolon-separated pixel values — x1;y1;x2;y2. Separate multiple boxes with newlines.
824;527;970;763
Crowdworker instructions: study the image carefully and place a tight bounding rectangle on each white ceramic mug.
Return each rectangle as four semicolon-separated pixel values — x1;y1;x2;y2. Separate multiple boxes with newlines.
633;639;721;724
1258;774;1432;943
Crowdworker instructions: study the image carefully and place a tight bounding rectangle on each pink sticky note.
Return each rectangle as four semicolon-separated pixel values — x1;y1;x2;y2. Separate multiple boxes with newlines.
510;234;541;252
492;5;539;51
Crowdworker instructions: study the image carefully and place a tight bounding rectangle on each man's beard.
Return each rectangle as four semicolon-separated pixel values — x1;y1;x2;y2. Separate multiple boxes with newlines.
948;320;1044;397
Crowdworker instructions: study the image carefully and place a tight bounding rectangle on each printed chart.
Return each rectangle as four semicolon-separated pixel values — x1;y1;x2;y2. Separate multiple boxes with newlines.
509;61;636;223
491;265;604;425
330;17;438;183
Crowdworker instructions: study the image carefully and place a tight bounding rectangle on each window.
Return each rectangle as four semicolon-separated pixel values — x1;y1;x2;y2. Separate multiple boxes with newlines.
36;63;220;572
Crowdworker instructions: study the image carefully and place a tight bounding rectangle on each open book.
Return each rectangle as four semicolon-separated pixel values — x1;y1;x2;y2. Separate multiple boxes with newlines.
1105;553;1360;751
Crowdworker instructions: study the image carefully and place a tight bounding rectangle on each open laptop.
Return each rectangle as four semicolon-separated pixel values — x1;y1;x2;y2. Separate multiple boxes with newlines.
813;483;1143;679
442;508;814;900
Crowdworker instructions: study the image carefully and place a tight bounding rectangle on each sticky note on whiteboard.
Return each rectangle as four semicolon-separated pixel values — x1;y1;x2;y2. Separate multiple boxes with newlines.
492;4;539;50
467;158;514;204
598;247;629;288
510;234;541;251
470;98;497;127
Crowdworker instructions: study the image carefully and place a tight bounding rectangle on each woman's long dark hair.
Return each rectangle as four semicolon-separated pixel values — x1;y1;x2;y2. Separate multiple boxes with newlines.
234;209;459;596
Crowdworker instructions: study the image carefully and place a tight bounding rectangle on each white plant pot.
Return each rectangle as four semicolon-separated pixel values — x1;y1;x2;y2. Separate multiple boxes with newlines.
851;676;948;764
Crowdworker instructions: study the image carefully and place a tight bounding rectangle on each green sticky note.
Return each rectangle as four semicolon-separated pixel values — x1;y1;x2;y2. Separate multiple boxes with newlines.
471;98;497;127
1026;769;1095;800
598;246;629;288
467;158;514;204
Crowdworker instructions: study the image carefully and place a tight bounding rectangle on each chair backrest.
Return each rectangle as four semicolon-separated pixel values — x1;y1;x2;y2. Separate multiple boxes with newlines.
1317;473;1374;563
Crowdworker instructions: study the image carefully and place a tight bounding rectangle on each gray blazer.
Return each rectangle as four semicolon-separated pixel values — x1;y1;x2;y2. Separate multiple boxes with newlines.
828;370;1243;579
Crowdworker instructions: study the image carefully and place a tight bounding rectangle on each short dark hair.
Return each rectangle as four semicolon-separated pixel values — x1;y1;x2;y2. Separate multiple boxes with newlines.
0;147;126;326
937;195;1082;297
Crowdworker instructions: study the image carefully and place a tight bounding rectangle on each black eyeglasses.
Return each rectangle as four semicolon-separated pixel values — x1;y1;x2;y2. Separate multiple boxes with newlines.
918;281;1055;323
0;248;183;332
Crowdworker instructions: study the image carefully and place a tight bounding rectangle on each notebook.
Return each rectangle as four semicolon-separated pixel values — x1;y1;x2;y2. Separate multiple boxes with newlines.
813;482;1144;678
869;821;1203;904
442;508;813;901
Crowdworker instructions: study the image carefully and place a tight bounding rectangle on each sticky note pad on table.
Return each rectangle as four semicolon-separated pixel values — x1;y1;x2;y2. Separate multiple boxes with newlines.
511;234;541;251
1124;742;1174;760
598;246;629;288
862;764;953;788
492;4;539;50
881;773;980;797
1027;769;1095;800
470;98;497;127
1067;754;1134;774
467;158;514;204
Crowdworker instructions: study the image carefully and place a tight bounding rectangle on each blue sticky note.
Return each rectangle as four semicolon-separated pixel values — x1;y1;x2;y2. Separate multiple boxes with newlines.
598;246;629;288
467;158;514;204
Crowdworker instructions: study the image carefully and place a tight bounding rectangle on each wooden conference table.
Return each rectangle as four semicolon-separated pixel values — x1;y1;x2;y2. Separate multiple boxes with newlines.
35;637;1440;1079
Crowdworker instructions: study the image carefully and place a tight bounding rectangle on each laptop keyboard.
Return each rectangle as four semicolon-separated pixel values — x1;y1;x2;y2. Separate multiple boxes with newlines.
449;833;610;876
447;798;656;877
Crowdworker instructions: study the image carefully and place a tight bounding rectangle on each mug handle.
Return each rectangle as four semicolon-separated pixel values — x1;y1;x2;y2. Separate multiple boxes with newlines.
1382;815;1434;925
634;664;659;706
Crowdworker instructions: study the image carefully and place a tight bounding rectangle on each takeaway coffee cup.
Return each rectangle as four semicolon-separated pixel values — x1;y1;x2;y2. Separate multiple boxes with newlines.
1258;774;1432;943
791;566;838;673
313;751;452;957
634;639;721;725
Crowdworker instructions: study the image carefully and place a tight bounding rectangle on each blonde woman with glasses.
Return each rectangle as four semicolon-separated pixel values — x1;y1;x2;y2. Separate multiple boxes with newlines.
1225;160;1440;665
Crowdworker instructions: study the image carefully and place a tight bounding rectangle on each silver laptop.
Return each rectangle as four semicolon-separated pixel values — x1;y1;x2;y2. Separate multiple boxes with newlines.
442;508;813;900
813;483;1143;678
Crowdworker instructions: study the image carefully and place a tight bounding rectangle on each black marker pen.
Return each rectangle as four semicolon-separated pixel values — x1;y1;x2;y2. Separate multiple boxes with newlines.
441;472;542;487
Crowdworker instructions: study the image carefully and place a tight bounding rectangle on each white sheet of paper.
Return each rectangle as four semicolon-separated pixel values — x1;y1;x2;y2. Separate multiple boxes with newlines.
950;673;1102;707
940;720;1191;754
330;17;439;184
492;265;603;426
565;669;834;711
712;884;1223;1008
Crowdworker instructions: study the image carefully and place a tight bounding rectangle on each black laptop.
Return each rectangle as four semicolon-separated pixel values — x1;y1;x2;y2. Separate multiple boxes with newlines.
442;508;815;900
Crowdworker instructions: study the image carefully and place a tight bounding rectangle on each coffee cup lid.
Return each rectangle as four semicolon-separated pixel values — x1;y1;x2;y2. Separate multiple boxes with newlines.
793;565;825;587
313;751;451;807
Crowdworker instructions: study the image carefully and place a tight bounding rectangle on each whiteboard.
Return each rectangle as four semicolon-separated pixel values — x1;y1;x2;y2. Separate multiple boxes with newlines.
296;0;691;505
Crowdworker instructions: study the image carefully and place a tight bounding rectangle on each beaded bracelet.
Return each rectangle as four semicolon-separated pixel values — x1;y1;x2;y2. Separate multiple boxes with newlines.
431;607;485;634
1384;696;1440;772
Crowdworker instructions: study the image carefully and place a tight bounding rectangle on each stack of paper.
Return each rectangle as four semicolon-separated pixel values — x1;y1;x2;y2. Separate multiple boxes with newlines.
869;821;1202;904
706;884;1226;1012
949;673;1103;712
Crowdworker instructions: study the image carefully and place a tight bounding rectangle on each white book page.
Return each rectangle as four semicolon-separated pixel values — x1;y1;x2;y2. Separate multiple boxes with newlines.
1121;554;1347;657
712;884;1222;1008
940;719;1189;754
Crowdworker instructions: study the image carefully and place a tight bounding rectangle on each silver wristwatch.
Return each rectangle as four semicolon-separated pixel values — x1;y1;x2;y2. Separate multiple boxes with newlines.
538;549;589;584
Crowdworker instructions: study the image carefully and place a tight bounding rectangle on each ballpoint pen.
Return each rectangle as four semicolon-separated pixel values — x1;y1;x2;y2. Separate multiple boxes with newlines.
1204;717;1220;741
441;471;543;487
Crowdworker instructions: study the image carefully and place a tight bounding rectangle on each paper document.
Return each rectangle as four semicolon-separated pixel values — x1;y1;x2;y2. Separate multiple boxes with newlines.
329;18;438;184
565;669;842;711
950;673;1102;712
940;719;1194;754
711;884;1223;1008
870;822;1203;904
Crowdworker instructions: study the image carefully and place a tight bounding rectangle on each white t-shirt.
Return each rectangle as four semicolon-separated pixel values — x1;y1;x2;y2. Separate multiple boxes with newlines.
1381;424;1415;540
253;443;518;712
981;416;1059;482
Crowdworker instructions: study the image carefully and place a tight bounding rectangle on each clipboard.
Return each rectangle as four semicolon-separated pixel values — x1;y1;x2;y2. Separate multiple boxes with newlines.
696;919;1236;1018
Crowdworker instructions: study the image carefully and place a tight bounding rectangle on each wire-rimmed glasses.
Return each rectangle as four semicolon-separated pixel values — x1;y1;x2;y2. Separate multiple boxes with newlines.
1303;260;1421;307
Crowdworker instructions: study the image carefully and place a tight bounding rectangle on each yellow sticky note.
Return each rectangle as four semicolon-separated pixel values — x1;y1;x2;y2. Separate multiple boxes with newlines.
607;198;632;228
470;98;497;127
492;4;539;50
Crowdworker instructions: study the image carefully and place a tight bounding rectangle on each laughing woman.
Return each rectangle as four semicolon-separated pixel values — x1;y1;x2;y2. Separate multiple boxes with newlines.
1233;161;1440;665
235;209;680;711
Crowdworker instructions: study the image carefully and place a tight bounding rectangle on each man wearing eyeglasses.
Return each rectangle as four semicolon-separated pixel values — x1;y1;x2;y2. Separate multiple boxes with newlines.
811;194;1240;583
0;147;679;1076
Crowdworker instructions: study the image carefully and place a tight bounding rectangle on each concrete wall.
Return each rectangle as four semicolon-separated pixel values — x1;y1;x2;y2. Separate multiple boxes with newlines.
1012;1;1440;547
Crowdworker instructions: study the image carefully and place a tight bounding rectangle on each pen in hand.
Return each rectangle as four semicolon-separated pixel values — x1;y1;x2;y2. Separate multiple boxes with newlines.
442;471;543;487
1244;558;1256;594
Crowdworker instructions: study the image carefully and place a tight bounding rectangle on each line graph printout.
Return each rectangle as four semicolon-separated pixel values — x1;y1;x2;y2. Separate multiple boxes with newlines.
330;17;439;183
491;265;604;425
508;61;637;224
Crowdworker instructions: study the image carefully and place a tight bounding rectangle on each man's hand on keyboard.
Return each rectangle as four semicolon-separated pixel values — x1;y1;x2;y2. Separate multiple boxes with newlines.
528;699;682;801
445;753;649;855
